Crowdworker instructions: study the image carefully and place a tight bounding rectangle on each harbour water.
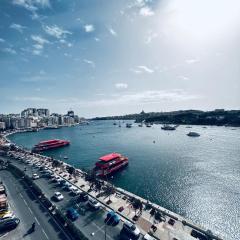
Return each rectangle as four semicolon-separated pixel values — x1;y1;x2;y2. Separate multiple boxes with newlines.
8;121;240;239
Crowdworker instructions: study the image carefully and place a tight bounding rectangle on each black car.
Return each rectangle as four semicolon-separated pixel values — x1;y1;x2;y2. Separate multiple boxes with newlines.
76;192;88;203
0;218;20;231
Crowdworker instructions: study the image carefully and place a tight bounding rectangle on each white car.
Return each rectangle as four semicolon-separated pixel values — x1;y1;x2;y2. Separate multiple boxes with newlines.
88;197;101;209
54;192;64;201
122;221;140;238
68;185;76;191
143;233;155;240
32;173;40;180
71;187;81;196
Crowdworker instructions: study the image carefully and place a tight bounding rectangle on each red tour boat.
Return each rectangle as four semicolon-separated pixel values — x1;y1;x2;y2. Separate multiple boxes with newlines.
32;139;70;152
94;153;128;177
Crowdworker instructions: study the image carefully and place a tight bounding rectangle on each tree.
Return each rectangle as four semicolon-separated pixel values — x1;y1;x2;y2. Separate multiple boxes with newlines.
52;159;61;168
132;198;143;215
67;166;75;175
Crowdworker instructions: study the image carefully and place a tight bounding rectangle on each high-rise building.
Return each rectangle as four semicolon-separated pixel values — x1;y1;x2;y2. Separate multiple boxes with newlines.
0;122;6;131
67;110;74;117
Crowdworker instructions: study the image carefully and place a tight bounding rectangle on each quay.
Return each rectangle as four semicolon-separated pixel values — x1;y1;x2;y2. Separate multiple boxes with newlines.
0;130;223;240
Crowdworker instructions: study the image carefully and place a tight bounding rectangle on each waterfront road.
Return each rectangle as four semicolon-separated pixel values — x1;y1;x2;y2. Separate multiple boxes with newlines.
0;169;71;240
3;156;124;240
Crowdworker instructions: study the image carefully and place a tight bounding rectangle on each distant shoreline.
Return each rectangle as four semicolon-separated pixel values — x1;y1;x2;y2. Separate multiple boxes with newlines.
92;109;240;127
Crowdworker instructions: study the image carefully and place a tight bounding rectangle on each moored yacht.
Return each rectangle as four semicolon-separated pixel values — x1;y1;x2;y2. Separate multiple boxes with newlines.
187;132;200;137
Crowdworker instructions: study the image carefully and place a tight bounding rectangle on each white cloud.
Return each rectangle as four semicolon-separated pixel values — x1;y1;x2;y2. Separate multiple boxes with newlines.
132;65;154;74
13;0;50;11
2;48;17;54
31;35;49;55
43;25;72;39
115;83;128;89
108;27;117;36
33;44;43;49
84;24;95;33
0;38;5;43
83;59;95;68
139;7;154;17
185;59;199;64
31;35;49;45
10;23;26;33
64;89;201;108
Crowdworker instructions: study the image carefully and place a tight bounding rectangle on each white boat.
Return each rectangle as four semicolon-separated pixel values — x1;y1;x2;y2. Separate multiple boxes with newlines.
187;132;200;137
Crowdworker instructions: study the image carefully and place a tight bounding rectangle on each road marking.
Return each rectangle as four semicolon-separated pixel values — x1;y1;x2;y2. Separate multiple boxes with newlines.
34;217;40;225
42;229;49;240
28;206;33;214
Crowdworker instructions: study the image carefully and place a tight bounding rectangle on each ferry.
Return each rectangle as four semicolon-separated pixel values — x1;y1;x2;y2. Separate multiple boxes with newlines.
32;139;70;152
94;153;128;177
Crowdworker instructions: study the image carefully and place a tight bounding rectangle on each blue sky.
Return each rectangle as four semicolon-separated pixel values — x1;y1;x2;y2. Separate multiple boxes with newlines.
0;0;240;117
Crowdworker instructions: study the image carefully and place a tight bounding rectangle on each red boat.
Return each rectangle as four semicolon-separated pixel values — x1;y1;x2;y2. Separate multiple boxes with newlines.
32;139;70;152
94;153;128;177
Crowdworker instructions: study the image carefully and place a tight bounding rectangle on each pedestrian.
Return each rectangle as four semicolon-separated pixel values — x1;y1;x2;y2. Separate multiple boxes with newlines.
31;222;35;231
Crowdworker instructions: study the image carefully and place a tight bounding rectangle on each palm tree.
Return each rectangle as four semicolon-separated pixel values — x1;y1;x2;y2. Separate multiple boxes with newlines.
132;198;143;216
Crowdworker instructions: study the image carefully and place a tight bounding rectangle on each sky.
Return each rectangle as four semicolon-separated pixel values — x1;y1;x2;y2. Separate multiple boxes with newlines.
0;0;240;117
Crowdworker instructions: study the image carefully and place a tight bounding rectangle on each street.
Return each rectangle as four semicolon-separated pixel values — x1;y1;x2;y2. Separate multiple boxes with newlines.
0;169;71;240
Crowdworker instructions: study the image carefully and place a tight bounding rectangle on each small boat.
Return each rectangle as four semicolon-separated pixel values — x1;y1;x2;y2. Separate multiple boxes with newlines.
63;156;68;160
146;123;151;127
113;122;117;126
187;132;200;137
138;123;143;127
161;125;176;131
126;123;132;128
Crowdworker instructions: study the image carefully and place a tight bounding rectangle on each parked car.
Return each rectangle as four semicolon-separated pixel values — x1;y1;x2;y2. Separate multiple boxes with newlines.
0;212;15;222
76;192;88;203
71;187;81;196
88;197;101;209
0;218;20;231
32;173;40;180
68;185;76;191
105;211;120;225
62;182;71;190
143;233;155;240
121;221;140;239
52;176;61;183
66;207;79;221
53;192;64;201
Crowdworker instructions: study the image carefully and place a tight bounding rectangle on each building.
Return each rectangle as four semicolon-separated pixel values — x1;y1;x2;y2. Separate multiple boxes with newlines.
37;109;50;117
0;122;6;131
67;110;74;118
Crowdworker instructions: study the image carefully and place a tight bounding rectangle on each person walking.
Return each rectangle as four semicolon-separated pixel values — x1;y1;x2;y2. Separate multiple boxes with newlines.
31;222;36;231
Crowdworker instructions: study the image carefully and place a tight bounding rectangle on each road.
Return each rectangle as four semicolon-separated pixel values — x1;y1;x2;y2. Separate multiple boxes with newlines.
0;169;71;240
2;156;124;240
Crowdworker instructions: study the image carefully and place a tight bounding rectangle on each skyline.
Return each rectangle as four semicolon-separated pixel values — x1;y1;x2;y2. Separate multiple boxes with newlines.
1;0;240;117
